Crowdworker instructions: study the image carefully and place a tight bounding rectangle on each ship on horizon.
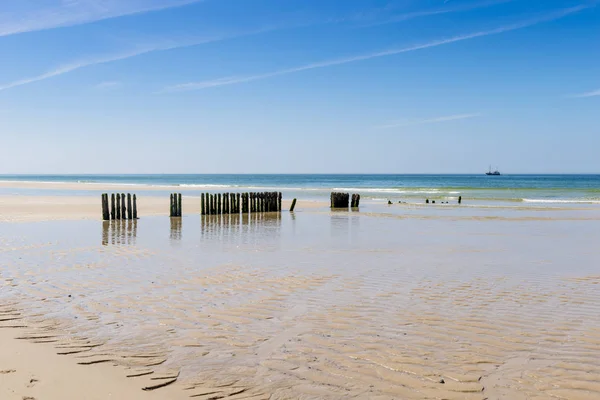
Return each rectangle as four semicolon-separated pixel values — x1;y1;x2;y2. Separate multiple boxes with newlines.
486;166;501;176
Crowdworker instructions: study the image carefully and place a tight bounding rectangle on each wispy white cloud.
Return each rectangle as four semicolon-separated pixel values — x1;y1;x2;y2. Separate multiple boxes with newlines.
0;48;149;92
164;4;593;92
0;0;205;37
0;27;275;92
95;81;121;89
375;114;481;129
360;0;518;27
571;88;600;98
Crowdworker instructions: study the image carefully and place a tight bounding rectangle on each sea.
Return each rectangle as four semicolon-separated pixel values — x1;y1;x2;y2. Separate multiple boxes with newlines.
1;174;600;205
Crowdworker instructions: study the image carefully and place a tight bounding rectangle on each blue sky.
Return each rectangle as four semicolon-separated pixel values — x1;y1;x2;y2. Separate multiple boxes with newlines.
0;0;598;174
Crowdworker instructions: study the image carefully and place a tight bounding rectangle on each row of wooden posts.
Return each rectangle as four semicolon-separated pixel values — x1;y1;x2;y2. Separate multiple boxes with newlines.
201;192;282;215
101;193;138;221
331;192;361;208
170;193;183;217
103;191;368;220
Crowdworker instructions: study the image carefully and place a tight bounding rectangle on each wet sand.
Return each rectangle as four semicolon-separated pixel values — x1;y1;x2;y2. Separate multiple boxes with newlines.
0;195;322;223
1;194;600;399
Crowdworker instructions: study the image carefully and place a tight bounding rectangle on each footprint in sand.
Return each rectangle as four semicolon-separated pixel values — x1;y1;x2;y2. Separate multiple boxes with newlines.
0;369;16;374
27;377;39;388
23;397;36;400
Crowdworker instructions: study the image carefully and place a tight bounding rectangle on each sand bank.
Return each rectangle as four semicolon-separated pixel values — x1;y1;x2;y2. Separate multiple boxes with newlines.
0;328;185;400
0;180;209;192
0;195;324;223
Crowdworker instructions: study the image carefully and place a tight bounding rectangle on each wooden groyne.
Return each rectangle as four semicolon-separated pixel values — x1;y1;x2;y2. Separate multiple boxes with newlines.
201;192;283;215
102;193;138;221
331;192;360;208
170;193;182;217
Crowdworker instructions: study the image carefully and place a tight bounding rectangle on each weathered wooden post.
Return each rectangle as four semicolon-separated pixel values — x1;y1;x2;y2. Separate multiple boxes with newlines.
236;193;240;213
265;193;270;212
116;193;121;219
170;194;174;217
133;195;138;219
177;193;182;217
331;192;350;208
458;196;462;205
201;193;205;215
278;192;282;212
426;199;429;204
217;193;221;215
290;198;297;212
111;193;116;220
121;193;126;220
127;194;133;220
101;194;106;220
101;194;108;220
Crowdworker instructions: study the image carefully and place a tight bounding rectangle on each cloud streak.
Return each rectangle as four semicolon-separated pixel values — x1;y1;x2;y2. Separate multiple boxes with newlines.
375;114;481;129
0;0;205;38
0;28;276;92
572;88;600;98
95;81;121;89
359;0;519;27
164;4;593;92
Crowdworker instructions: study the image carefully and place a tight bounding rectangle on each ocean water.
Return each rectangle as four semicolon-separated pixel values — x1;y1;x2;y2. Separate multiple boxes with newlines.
1;174;600;205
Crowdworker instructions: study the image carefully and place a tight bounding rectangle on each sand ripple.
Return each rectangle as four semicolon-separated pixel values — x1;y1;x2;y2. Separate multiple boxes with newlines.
1;211;600;398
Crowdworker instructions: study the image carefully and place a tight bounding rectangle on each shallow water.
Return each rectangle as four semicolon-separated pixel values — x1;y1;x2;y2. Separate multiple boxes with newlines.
1;205;600;399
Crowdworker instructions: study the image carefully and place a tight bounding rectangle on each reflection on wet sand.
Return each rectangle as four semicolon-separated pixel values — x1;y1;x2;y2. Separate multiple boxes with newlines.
102;219;137;246
2;206;600;399
200;213;281;240
170;217;182;242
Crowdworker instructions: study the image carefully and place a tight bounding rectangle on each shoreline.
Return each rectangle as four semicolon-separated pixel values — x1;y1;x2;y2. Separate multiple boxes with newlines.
0;195;326;223
2;180;600;207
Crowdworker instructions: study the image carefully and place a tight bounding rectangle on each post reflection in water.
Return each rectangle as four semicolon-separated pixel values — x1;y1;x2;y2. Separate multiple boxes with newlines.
170;217;183;242
101;219;138;246
330;209;360;244
201;212;282;241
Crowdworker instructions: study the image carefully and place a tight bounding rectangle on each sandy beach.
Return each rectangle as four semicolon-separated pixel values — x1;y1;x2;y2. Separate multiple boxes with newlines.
1;181;600;399
0;194;323;223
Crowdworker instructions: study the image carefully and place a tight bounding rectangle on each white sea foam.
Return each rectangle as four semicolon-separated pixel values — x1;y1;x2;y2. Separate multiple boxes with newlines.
178;184;232;188
332;187;456;195
522;198;600;204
